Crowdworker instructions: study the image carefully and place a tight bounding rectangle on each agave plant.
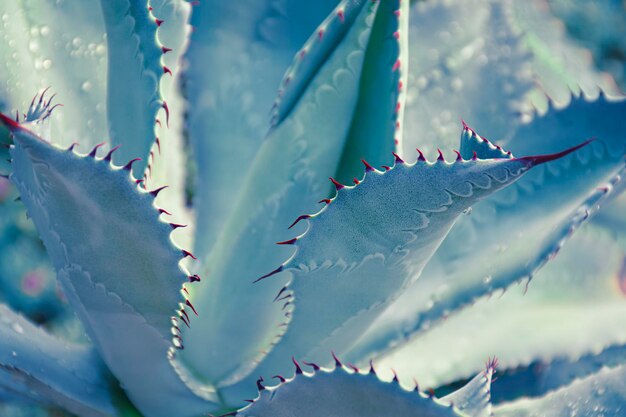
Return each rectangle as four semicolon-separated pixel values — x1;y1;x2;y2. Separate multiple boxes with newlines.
0;0;625;416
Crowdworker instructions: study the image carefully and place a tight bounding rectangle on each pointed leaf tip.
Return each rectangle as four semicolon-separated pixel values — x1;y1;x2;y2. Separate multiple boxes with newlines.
519;139;594;167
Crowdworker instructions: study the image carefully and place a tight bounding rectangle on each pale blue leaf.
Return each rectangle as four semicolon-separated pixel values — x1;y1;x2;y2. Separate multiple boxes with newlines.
237;360;467;417
182;0;407;397
100;0;170;177
346;94;626;362
184;0;339;259
494;364;626;417
0;1;107;148
375;223;626;392
245;142;581;397
0;304;120;417
5;117;217;417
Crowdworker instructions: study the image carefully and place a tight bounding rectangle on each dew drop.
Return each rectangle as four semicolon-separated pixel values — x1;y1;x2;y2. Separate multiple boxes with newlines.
42;59;52;69
12;323;24;334
81;80;92;92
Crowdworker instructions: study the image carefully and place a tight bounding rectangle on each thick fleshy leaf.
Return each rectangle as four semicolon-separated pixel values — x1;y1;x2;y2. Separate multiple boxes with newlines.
182;0;407;394
100;0;170;177
494;364;626;417
140;0;194;248
402;0;534;158
5;117;216;417
0;304;120;417
236;359;471;417
346;94;626;362
184;0;339;259
375;223;626;392
247;141;582;393
0;1;107;148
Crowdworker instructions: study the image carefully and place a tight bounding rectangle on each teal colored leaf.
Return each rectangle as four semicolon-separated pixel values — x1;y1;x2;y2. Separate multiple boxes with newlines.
402;0;534;158
375;223;626;393
494;364;626;417
100;0;170;177
0;303;119;417
245;140;583;395
184;0;339;259
236;359;472;417
5;117;216;417
346;94;626;362
0;1;107;148
182;0;407;396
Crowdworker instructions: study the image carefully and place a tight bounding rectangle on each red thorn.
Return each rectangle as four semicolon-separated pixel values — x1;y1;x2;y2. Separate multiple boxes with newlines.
416;149;426;162
337;9;345;22
392;369;399;382
88;142;105;158
273;375;287;383
519;139;593;167
392;59;401;71
163;66;172;76
303;361;320;371
179;308;190;323
353;178;360;185
155;137;161;154
256;377;265;391
185;299;198;316
123;158;141;171
67;142;79;152
428;388;435;397
453;150;463;161
347;363;359;372
135;179;145;186
461;119;471;131
292;357;303;374
162;102;170;127
158;208;172;215
104;145;121;161
155;118;162;127
170;223;188;230
472;151;478;160
369;360;376;374
150;185;168;197
392;152;404;164
276;238;298;245
254;265;284;283
331;351;342;368
155;18;164;26
288;214;311;229
318;198;332;204
361;159;375;172
161;46;172;54
182;250;197;260
329;177;344;190
179;313;190;328
437;149;445;161
382;165;391;171
188;274;201;283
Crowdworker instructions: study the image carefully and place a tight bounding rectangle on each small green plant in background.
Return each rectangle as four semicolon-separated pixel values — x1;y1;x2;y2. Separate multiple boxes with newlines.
0;0;625;416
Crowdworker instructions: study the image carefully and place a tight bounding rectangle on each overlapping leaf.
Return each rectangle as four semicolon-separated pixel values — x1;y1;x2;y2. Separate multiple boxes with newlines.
5;117;215;417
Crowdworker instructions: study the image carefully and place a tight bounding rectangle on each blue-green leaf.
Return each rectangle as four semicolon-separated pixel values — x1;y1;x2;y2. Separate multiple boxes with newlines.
236;359;470;417
346;94;626;363
0;303;119;417
182;0;407;395
4;116;216;417
376;222;626;393
494;364;626;417
99;0;170;177
184;0;339;259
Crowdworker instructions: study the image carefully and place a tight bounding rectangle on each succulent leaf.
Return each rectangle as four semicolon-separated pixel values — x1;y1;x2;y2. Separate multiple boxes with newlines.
0;303;120;417
0;1;108;148
4;117;216;417
182;0;407;394
184;0;339;259
246;139;584;392
236;359;474;417
346;95;626;362
442;359;496;417
493;364;626;417
376;223;626;393
99;0;169;177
